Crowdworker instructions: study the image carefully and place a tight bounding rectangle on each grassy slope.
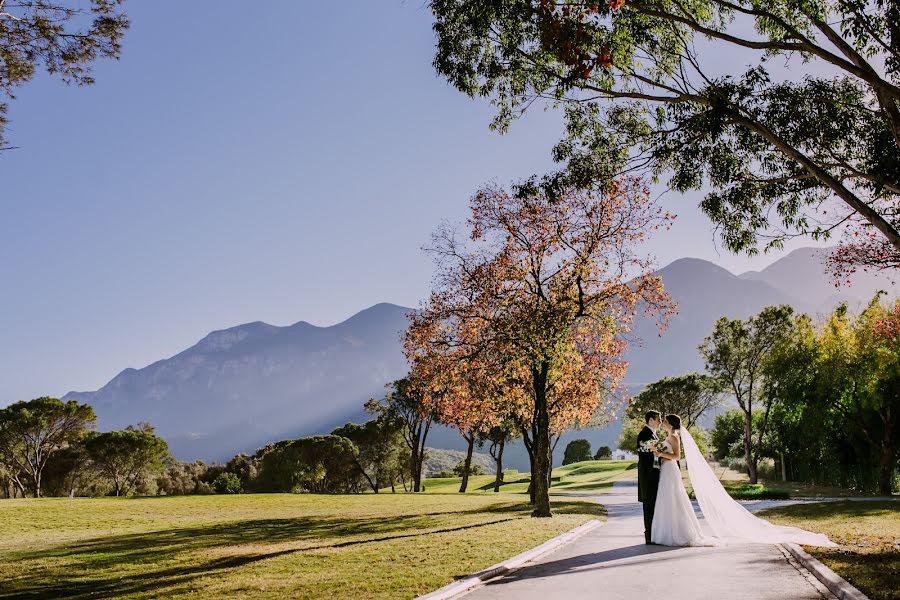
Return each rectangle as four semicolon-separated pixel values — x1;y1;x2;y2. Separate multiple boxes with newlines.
423;459;636;495
0;492;604;599
758;501;900;600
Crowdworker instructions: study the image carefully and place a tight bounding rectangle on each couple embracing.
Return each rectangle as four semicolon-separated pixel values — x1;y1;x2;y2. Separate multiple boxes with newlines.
636;410;836;548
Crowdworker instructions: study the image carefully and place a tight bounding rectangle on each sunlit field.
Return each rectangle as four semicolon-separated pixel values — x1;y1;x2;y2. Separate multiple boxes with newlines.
759;501;900;600
0;489;605;599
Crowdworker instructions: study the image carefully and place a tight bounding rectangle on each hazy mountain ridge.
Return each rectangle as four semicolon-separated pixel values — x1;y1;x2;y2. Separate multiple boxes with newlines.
737;247;894;313
64;303;413;461
63;248;896;468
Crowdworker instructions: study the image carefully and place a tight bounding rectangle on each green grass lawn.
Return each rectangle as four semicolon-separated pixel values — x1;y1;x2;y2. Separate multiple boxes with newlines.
423;459;636;495
0;492;604;599
758;501;900;600
709;462;885;498
687;482;791;500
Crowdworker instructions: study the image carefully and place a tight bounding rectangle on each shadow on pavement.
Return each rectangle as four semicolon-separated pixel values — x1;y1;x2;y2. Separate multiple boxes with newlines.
484;543;684;586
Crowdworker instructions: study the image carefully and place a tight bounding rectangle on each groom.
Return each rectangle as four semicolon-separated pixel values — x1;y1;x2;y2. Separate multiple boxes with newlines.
637;410;661;545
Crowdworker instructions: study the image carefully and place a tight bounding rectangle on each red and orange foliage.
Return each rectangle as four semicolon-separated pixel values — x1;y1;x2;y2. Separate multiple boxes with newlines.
873;302;900;343
535;0;627;78
826;221;900;286
405;177;674;515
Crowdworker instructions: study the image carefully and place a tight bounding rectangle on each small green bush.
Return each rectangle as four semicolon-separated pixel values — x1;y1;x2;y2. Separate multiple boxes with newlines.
213;472;242;494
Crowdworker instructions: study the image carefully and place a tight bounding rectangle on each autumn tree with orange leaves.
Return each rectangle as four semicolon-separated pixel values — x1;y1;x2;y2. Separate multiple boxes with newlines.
406;178;674;517
410;336;507;493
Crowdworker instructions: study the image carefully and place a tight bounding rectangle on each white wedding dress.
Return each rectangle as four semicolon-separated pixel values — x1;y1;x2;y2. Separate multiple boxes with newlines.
651;438;708;546
651;429;836;548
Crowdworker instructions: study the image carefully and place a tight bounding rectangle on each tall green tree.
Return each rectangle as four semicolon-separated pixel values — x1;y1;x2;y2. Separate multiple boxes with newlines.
254;435;361;494
0;397;95;497
817;297;900;494
626;373;723;428
332;414;405;493
616;416;644;454
83;425;169;496
430;0;900;274
0;1;129;149
365;377;435;493
700;305;794;483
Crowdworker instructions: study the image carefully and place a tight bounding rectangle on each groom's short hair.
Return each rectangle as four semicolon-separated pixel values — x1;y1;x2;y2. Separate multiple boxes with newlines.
645;410;661;423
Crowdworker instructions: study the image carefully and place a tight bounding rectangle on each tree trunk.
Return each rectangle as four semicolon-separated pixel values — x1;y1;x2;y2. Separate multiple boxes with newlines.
412;451;422;493
34;470;41;498
780;451;787;482
411;428;423;493
525;443;535;504
358;461;378;493
532;363;552;518
548;435;558;490
459;432;475;493
520;427;537;504
493;438;505;493
412;428;429;492
416;424;431;492
743;411;758;484
879;421;895;495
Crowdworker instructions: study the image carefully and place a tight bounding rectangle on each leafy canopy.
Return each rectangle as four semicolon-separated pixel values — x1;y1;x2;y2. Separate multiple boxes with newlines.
431;0;900;274
0;1;129;149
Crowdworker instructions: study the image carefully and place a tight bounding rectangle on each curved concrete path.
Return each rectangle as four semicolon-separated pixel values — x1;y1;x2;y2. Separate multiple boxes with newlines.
460;480;836;600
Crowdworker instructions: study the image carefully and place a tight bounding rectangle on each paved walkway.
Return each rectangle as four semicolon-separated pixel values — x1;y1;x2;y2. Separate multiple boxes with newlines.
461;480;836;600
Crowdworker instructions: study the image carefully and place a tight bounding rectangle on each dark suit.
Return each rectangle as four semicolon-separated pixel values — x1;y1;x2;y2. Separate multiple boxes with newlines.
637;425;660;543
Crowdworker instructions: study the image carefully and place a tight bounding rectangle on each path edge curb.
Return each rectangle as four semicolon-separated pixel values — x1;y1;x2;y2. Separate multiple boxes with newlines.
782;543;870;600
416;518;604;600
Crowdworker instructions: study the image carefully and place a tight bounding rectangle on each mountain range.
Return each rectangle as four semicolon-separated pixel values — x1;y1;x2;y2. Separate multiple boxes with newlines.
63;247;895;468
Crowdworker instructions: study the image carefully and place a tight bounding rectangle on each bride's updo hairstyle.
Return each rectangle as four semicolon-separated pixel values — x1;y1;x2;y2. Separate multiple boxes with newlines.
665;414;682;431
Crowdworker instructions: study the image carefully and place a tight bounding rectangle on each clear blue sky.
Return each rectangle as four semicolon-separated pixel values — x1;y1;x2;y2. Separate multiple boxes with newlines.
0;1;827;404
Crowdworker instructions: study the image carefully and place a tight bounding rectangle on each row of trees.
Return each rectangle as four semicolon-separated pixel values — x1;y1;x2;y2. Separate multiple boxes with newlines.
0;397;170;498
618;296;898;495
706;298;899;494
0;384;497;498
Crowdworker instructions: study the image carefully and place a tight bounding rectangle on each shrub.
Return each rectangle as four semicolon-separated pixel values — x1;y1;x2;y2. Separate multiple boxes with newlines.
213;472;242;494
594;446;612;460
562;439;592;465
453;460;482;477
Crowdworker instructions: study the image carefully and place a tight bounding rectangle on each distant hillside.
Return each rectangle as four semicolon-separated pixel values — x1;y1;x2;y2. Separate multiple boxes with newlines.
64;248;891;469
64;303;412;461
738;247;896;313
423;447;495;477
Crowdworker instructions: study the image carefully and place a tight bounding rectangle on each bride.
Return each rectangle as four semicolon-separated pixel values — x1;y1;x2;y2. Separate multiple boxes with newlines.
650;413;836;547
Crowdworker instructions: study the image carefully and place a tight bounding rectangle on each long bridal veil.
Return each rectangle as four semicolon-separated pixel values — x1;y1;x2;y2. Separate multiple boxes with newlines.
680;428;837;547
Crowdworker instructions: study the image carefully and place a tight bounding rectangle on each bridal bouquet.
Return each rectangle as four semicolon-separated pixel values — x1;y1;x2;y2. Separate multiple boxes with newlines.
639;439;668;454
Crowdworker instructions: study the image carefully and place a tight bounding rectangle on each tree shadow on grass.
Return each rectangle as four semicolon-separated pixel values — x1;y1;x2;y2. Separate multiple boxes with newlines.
0;513;523;599
552;481;617;493
474;478;531;492
758;500;898;521
811;548;900;600
550;500;607;518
